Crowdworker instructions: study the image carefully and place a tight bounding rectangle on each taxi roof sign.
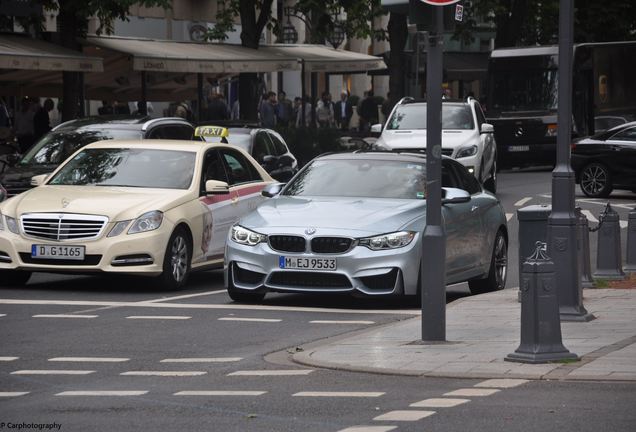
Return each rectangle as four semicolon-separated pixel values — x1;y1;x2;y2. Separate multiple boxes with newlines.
194;126;229;138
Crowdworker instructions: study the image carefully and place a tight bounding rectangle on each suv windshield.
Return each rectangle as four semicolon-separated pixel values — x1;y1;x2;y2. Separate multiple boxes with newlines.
19;129;142;166
283;159;427;199
386;104;475;131
48;148;196;189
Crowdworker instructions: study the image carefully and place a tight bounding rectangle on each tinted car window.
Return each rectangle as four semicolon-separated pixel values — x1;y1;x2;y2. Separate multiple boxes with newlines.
220;149;260;185
19;129;142;166
448;161;481;194
284;159;427;199
268;132;288;156
387;104;475;130
252;132;273;162
610;126;636;141
201;149;229;193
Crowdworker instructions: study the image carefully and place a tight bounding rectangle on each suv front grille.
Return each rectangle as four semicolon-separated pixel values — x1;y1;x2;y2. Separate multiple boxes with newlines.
21;213;108;241
311;237;353;254
269;235;306;253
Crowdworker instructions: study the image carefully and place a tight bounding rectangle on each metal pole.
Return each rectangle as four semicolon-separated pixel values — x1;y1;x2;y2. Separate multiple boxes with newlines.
421;6;446;342
140;71;148;116
197;73;203;122
547;0;593;322
301;60;306;128
414;32;420;97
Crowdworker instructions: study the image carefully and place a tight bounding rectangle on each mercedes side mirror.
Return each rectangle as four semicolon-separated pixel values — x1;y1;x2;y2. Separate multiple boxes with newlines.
481;123;494;134
370;124;383;133
205;180;230;195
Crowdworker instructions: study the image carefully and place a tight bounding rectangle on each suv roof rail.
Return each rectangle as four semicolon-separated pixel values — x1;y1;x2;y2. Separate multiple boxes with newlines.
397;96;415;105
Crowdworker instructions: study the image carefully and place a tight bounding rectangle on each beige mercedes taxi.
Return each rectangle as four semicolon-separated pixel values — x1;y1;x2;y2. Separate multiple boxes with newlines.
0;138;273;289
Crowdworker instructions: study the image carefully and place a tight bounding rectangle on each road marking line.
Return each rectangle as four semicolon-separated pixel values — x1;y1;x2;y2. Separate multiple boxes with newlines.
577;199;633;210
475;379;529;388
506;213;514;222
48;357;130;363
218;317;281;323
0;299;420;315
410;398;470;408
144;290;226;303
515;197;532;207
0;392;30;397
56;391;148;396
121;371;206;377
582;210;599;222
0;314;6;317
337;427;398;432
161;357;242;363
174;391;267;396
309;320;375;325
228;370;313;376
126;315;191;320
293;392;384;397
11;370;95;375
32;314;98;319
374;410;435;421
444;388;500;397
0;357;18;361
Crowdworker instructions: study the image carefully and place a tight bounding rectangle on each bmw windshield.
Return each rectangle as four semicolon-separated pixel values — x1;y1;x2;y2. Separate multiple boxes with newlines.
283;159;427;199
48;148;196;189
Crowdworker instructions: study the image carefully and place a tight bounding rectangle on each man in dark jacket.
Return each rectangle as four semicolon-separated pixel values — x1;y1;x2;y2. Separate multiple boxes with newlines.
358;90;378;132
33;98;54;142
334;92;353;130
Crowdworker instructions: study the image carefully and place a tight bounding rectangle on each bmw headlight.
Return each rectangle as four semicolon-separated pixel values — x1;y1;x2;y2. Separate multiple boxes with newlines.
127;211;163;234
231;225;267;246
456;145;478;159
359;231;416;250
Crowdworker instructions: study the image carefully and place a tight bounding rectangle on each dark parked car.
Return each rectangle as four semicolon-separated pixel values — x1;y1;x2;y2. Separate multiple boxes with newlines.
572;121;636;197
193;125;298;182
0;116;194;198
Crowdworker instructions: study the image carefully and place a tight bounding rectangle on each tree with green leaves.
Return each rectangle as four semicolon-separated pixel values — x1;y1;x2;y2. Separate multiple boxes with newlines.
22;0;170;121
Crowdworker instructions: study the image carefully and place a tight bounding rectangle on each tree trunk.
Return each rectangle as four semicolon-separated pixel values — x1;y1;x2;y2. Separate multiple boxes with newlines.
239;73;260;121
388;13;408;106
57;0;83;121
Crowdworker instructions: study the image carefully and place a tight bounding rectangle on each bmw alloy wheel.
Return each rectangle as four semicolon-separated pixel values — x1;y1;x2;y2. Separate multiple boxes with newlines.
580;162;612;198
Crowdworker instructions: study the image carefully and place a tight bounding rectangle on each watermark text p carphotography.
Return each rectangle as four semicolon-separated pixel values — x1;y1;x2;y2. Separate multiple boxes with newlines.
0;423;62;431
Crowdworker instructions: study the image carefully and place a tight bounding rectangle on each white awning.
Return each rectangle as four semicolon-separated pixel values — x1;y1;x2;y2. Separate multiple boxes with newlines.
0;34;103;72
261;44;386;73
84;36;300;74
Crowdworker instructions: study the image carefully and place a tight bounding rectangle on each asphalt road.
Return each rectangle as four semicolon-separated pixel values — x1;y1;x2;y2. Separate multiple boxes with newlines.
1;170;635;432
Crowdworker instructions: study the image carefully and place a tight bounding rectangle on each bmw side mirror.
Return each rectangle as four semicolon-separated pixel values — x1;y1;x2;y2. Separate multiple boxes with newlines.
481;123;494;134
205;179;230;195
441;187;471;205
261;182;285;198
370;124;382;133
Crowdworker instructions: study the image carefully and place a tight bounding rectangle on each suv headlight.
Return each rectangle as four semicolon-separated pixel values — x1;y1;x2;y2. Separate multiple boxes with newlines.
456;145;478;159
359;231;415;250
128;211;163;234
231;225;267;246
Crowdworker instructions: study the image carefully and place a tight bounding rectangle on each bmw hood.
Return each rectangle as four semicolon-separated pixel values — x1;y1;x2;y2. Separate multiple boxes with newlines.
377;129;477;151
3;185;189;222
240;196;425;235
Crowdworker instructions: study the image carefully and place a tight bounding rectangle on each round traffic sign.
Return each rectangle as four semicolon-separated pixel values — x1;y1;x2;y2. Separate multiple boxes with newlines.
420;0;461;5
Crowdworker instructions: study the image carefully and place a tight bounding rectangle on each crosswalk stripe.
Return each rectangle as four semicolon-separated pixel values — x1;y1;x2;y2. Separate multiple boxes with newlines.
444;388;500;397
228;370;313;376
11;370;95;375
0;314;6;317
514;197;532;207
337;427;398;432
48;357;129;363
56;391;148;396
309;320;375;325
126;316;191;320
218;317;281;323
121;371;206;377
474;379;529;388
161;358;242;363
293;392;384;397
174;391;267;396
144;290;226;303
410;398;470;408
0;392;30;397
32;314;97;319
0;357;18;361
373;411;436;421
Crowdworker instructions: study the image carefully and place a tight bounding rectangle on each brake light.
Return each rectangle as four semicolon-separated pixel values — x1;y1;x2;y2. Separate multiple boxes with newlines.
545;124;558;137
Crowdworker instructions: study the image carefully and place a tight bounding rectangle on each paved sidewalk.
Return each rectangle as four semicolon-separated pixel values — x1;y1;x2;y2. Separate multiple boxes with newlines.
293;288;636;381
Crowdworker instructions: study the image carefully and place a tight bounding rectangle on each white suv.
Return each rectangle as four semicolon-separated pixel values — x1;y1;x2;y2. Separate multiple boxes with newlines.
373;97;498;193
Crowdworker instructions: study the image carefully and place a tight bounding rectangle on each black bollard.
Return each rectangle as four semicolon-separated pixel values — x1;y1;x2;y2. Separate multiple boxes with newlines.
626;207;636;274
577;208;595;288
593;203;625;280
506;242;579;364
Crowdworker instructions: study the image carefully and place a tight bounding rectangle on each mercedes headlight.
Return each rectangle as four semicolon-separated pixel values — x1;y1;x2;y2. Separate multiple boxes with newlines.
5;215;19;234
0;211;4;231
359;231;415;250
128;211;163;234
456;145;478;159
108;220;132;237
231;225;267;246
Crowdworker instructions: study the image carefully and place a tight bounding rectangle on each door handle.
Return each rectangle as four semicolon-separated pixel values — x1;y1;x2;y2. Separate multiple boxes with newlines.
231;196;239;204
471;205;479;212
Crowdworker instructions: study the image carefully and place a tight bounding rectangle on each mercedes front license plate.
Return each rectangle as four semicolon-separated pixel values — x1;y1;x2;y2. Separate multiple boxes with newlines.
31;245;86;260
279;256;337;271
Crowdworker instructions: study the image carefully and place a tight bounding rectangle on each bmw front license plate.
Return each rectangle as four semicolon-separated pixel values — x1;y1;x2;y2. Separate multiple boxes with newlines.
31;245;85;260
279;256;337;271
508;145;530;152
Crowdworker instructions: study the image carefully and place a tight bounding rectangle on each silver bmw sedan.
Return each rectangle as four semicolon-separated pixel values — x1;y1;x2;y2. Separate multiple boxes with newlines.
224;152;508;303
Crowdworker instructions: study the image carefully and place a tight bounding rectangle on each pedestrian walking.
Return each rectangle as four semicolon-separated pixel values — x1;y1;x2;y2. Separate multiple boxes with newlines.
359;91;378;132
206;93;230;121
276;91;293;127
14;97;35;153
259;91;277;128
334;92;353;130
33;98;54;141
316;92;335;128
